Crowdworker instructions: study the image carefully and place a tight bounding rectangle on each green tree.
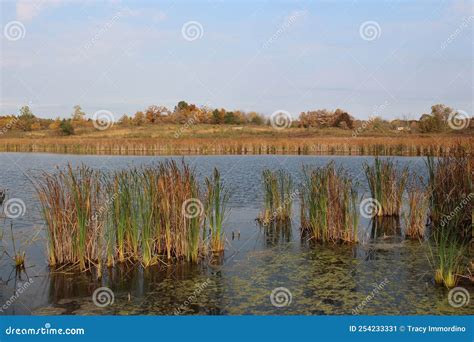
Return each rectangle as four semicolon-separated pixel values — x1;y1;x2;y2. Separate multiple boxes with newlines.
59;119;74;135
224;111;236;124
18;105;35;131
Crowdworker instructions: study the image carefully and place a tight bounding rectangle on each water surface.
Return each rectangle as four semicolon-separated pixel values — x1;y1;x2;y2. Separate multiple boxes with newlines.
0;153;471;315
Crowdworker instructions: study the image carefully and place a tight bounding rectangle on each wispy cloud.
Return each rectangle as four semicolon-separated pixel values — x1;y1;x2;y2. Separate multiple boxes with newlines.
16;0;64;21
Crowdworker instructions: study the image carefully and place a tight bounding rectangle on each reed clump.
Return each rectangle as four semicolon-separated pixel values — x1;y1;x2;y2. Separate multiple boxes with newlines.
364;157;408;216
300;162;359;243
36;161;227;271
205;168;230;253
257;169;295;225
426;150;473;288
404;187;429;239
37;164;104;270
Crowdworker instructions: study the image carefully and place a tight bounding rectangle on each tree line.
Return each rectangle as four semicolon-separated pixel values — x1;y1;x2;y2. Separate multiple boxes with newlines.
0;101;469;136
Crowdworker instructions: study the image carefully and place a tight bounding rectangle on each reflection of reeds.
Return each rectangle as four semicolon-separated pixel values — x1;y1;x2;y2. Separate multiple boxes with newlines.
37;161;226;271
257;169;294;225
205;168;230;253
404;188;429;239
364;157;408;216
426;149;472;288
300;162;359;243
0;189;5;206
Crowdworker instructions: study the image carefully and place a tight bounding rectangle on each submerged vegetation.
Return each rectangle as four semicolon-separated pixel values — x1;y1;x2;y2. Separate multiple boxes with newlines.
36;161;230;272
257;169;294;225
300;162;359;243
364;157;408;217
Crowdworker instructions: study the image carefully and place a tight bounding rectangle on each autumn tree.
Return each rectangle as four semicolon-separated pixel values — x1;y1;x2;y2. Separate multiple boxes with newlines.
72;105;86;121
17;105;35;131
132;111;145;126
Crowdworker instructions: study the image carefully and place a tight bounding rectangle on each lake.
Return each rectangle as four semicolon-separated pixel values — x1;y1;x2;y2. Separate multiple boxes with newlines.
0;153;471;315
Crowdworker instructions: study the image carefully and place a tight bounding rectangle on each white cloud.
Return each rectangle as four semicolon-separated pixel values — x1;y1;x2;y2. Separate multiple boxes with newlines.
16;0;65;21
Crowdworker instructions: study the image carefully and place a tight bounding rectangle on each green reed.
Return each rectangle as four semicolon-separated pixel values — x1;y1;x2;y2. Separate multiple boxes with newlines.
37;164;104;270
205;168;230;253
300;162;359;243
36;160;221;271
364;157;408;216
426;149;472;287
258;169;294;225
404;186;429;239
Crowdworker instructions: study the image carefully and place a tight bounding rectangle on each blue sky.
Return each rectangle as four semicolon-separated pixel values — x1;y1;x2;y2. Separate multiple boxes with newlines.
0;0;472;120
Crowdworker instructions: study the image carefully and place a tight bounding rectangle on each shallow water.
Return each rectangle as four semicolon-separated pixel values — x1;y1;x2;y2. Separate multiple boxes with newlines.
0;153;472;315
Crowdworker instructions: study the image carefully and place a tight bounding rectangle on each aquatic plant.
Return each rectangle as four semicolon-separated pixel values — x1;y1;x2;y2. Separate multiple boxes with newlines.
364;157;408;216
425;149;472;288
36;164;104;270
205;168;230;253
257;169;294;225
37;160;215;271
300;162;359;243
404;187;429;239
0;134;470;157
